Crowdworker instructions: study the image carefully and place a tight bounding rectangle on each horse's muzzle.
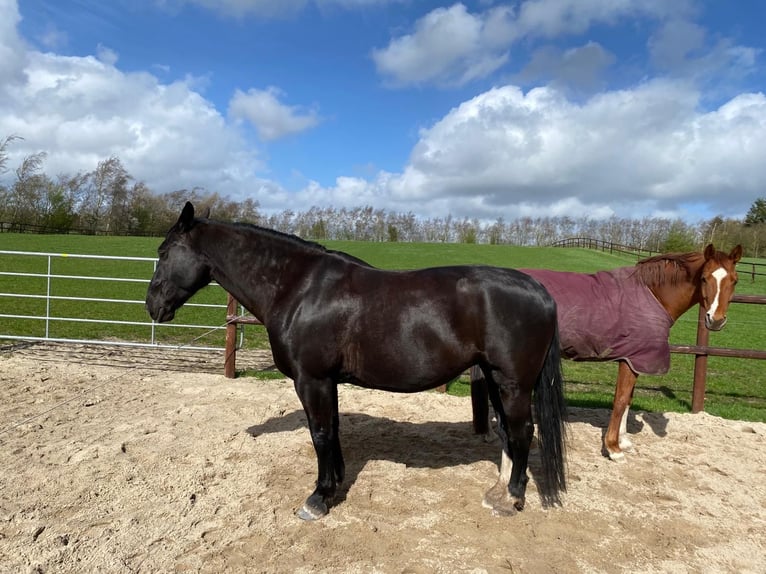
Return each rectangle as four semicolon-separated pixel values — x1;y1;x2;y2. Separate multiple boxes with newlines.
145;294;176;323
704;314;727;331
148;306;176;323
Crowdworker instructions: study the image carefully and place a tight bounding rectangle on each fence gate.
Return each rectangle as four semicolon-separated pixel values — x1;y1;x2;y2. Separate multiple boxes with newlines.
0;250;229;351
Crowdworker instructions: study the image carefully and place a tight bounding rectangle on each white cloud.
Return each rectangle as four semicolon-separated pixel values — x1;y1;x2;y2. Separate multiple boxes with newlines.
2;0;764;226
0;0;27;88
372;0;697;88
228;87;320;141
512;0;694;39
301;81;766;221
648;18;760;83
96;44;119;66
516;41;616;93
372;3;514;87
0;25;267;197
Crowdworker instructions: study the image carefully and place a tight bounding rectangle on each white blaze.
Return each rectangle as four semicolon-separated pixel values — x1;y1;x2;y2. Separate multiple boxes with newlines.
707;267;728;319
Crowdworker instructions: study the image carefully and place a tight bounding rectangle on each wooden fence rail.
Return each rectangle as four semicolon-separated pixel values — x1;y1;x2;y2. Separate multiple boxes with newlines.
223;292;766;413
553;237;766;280
670;294;766;413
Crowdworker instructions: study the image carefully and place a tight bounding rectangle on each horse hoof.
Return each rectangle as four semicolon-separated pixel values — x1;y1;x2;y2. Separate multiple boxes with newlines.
608;451;627;463
482;481;506;509
296;499;328;521
619;441;635;453
490;497;523;517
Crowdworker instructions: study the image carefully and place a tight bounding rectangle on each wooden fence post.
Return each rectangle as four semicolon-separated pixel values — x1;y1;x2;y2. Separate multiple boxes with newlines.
224;294;238;378
691;305;709;413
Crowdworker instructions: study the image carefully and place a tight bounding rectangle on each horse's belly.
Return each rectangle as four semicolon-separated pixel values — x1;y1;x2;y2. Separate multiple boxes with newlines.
341;348;469;393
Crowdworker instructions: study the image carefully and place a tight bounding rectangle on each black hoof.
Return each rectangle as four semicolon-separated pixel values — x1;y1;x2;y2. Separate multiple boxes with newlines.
295;495;329;521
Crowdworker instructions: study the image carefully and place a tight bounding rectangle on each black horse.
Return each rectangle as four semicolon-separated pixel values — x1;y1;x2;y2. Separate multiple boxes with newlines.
146;202;567;520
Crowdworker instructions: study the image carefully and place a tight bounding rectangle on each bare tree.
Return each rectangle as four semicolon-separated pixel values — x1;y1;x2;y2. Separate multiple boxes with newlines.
80;156;130;233
10;151;48;226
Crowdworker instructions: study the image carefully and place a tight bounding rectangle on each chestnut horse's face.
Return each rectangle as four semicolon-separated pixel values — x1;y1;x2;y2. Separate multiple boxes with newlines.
699;244;742;331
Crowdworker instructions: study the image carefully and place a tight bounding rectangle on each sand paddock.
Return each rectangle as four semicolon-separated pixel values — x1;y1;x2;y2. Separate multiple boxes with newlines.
1;347;765;573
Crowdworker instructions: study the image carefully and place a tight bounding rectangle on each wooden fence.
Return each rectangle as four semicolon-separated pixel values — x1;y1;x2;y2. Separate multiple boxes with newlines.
222;237;766;411
553;237;766;280
222;291;766;413
670;295;766;412
0;221;158;236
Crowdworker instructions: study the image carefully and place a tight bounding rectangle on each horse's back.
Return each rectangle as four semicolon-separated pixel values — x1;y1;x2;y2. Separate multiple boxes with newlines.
347;264;556;329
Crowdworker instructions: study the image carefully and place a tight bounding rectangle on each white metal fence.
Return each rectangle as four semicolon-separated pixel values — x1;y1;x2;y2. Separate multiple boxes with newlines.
0;250;229;350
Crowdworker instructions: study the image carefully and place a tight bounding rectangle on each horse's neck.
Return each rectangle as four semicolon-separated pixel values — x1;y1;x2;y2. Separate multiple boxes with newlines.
645;263;702;322
202;225;313;321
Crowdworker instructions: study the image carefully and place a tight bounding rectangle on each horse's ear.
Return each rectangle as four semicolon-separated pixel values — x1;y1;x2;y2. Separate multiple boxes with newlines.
200;206;211;219
177;202;195;232
730;244;743;264
703;244;716;260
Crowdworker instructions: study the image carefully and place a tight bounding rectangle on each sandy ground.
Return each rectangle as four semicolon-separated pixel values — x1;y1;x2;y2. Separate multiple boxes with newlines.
1;347;765;574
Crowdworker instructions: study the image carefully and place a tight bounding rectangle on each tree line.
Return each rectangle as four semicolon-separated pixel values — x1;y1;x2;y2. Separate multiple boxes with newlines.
2;135;766;256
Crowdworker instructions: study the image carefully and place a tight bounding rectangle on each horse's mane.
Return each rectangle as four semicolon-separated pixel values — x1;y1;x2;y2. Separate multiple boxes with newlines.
633;251;705;288
223;220;370;265
229;220;328;251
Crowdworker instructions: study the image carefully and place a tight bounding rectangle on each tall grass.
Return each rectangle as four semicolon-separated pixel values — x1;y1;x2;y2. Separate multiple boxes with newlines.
1;233;764;421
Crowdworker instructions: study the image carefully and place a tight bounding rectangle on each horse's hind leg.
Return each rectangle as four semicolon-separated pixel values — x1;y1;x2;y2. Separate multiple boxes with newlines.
481;371;534;516
331;383;345;483
293;377;343;520
481;374;509;510
470;365;490;436
604;361;638;462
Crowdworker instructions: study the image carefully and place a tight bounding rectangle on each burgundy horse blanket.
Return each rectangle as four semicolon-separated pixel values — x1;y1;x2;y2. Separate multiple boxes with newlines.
522;267;674;376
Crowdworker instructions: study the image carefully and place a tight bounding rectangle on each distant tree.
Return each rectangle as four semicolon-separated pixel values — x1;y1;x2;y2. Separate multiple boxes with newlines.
42;174;78;231
557;216;575;240
127;181;172;235
10;151;48;226
311;219;328;240
744;197;766;225
487;217;504;245
701;216;725;246
237;197;261;224
0;134;21;175
80;156;130;233
388;211;417;242
455;217;479;244
660;220;697;252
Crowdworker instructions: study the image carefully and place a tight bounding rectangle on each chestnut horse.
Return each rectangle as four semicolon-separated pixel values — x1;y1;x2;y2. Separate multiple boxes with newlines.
146;203;567;519
471;244;742;461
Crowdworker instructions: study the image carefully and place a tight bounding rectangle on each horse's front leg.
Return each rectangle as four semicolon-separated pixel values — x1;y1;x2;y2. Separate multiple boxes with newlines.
604;361;638;462
293;377;343;520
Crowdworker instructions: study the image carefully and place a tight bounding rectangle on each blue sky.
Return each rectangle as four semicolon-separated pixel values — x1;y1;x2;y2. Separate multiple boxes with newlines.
2;0;766;222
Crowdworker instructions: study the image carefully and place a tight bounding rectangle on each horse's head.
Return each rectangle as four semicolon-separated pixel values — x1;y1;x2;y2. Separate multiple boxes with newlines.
146;202;212;323
699;243;742;331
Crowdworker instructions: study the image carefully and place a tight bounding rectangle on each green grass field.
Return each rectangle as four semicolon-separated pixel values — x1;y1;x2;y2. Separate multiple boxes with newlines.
1;233;764;422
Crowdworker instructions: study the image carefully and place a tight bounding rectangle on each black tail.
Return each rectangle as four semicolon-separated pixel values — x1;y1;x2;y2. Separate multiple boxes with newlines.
534;323;568;505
